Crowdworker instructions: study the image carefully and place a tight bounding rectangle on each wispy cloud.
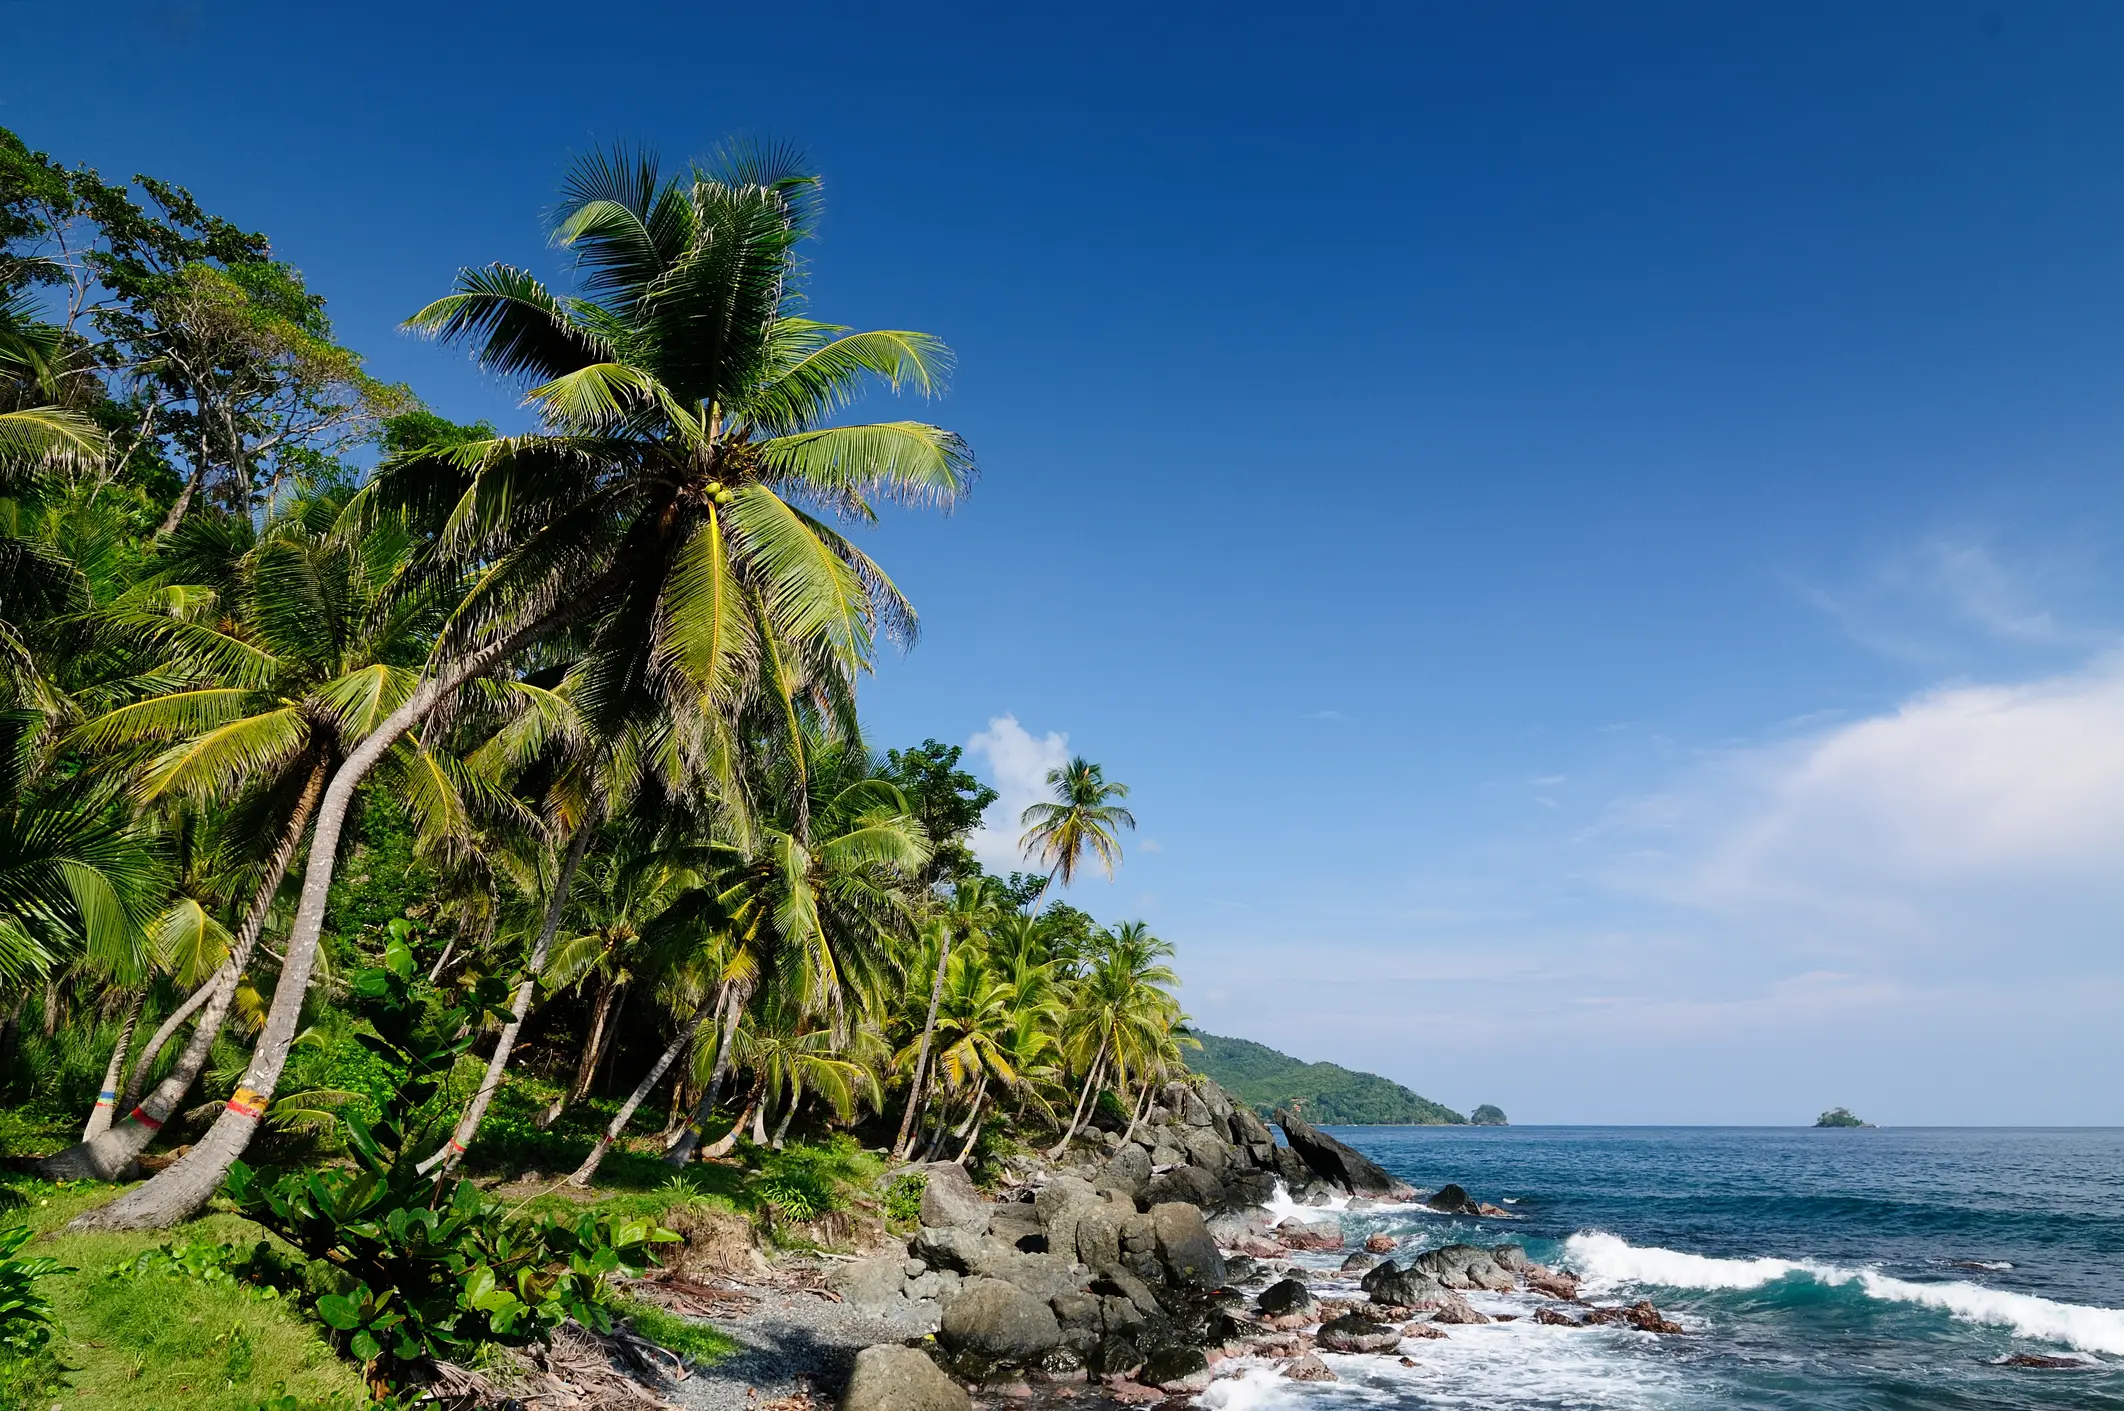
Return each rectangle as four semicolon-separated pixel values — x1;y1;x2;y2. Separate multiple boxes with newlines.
1792;535;2108;662
964;714;1069;873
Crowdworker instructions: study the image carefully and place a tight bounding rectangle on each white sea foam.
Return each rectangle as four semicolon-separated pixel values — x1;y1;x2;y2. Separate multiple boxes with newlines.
1565;1232;2124;1356
1259;1180;1350;1226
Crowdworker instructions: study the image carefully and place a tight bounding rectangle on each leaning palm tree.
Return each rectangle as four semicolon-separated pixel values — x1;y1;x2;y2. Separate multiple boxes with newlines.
1019;757;1135;888
87;141;974;1230
1046;921;1181;1158
892;874;1002;1158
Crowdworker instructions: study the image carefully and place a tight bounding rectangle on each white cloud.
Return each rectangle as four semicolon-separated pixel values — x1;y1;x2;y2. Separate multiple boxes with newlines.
964;714;1069;873
1613;654;2124;937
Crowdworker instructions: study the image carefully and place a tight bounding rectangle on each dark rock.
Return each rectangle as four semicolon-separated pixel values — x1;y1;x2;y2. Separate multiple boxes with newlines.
1146;1163;1225;1209
1317;1314;1403;1353
988;1203;1046;1251
1180;1091;1214;1128
1091;1264;1164;1319
1256;1278;1316;1327
1368;1267;1450;1310
1359;1260;1404;1297
1534;1307;1582;1326
1426;1183;1477;1214
1281;1353;1336;1382
1051;1291;1101;1331
1364;1233;1398;1254
1340;1251;1379;1274
1151;1201;1227;1287
1583;1300;1684;1334
1090;1336;1144;1378
1141;1346;1211;1394
1428;1293;1491;1325
939;1277;1066;1359
839;1344;971;1411
2001;1354;2093;1369
1524;1265;1581;1300
1224;1255;1260;1284
1220;1168;1279;1211
1489;1243;1529;1273
1030;1345;1087;1383
1096;1144;1151;1200
1412;1244;1515;1291
920;1162;991;1232
1273;1109;1416;1198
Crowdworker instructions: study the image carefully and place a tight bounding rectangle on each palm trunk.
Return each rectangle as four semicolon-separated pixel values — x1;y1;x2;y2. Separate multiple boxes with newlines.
1122;1081;1153;1145
70;607;569;1230
42;760;325;1185
749;1093;769;1146
81;996;143;1140
698;1076;762;1161
571;976;620;1101
770;1090;799;1149
955;1077;991;1164
892;930;954;1159
120;974;219;1112
417;826;591;1178
426;938;457;985
664;982;743;1166
568;994;718;1187
1047;1036;1109;1159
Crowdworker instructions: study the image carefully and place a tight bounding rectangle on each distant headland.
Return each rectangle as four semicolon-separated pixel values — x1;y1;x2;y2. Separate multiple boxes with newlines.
1186;1030;1498;1125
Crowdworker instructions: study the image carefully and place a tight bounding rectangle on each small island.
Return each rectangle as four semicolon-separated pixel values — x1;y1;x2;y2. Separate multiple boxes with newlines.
1471;1104;1509;1126
1815;1107;1873;1128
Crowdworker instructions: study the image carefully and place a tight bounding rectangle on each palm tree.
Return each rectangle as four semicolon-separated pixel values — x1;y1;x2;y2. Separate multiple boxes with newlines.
87;141;974;1229
1046;922;1182;1158
892;875;1002;1158
1019;757;1135;888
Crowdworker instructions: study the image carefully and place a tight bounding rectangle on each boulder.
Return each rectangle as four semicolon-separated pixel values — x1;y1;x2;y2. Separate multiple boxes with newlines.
832;1255;909;1309
1340;1251;1379;1273
1270;1145;1313;1189
1029;1345;1088;1383
1524;1265;1580;1300
1412;1244;1515;1292
1222;1168;1279;1210
840;1344;971;1411
1273;1109;1415;1199
1256;1277;1316;1328
1428;1292;1490;1325
1090;1336;1145;1377
1489;1243;1529;1273
1400;1322;1450;1340
1069;1200;1127;1273
1180;1091;1214;1128
1091;1264;1164;1319
1149;1142;1188;1169
1200;1082;1235;1122
939;1277;1066;1360
905;1268;962;1303
988;1202;1045;1251
1425;1183;1477;1215
1096;1144;1151;1200
1228;1106;1274;1147
1151;1202;1227;1287
1534;1306;1582;1327
1146;1164;1225;1210
1364;1233;1398;1254
1368;1267;1449;1311
1276;1216;1344;1251
912;1225;1086;1301
1317;1314;1403;1353
1050;1291;1101;1333
1583;1300;1684;1334
1281;1354;1336;1382
1359;1260;1404;1297
919;1162;991;1232
1180;1126;1232;1172
1141;1346;1212;1394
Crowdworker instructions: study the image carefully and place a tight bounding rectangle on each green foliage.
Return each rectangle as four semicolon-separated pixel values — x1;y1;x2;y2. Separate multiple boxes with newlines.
1470;1104;1507;1126
1815;1107;1868;1128
750;1137;873;1223
0;1224;70;1355
222;940;676;1387
615;1297;738;1368
882;1172;927;1226
1187;1031;1467;1125
881;740;998;885
106;1236;297;1301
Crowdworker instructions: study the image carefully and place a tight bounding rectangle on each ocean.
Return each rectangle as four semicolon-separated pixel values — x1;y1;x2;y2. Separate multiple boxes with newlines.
1202;1125;2124;1411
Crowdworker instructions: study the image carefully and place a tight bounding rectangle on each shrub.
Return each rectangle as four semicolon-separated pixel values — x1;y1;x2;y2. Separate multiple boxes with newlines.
882;1172;927;1226
0;1223;71;1356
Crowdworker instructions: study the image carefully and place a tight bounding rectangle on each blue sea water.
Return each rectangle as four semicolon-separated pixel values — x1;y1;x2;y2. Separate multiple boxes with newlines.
1203;1126;2124;1411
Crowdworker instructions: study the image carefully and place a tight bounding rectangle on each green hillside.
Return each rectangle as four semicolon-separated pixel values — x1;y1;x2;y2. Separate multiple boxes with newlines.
1187;1032;1466;1125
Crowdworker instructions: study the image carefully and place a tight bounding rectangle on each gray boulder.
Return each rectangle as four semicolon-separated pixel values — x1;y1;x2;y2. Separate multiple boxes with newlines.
840;1345;970;1411
987;1202;1045;1250
831;1254;908;1309
1368;1266;1449;1310
1490;1243;1530;1273
1180;1091;1214;1127
919;1162;990;1232
1282;1354;1335;1382
1180;1126;1232;1173
1095;1144;1151;1199
1273;1109;1415;1199
1149;1141;1188;1168
1256;1277;1316;1326
1151;1201;1227;1287
1143;1346;1212;1393
1146;1163;1225;1209
1228;1106;1274;1148
939;1277;1065;1360
1317;1313;1403;1353
1413;1244;1515;1291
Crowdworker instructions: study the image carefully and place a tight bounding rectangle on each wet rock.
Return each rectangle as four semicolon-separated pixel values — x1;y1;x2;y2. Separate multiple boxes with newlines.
1412;1244;1516;1291
1367;1266;1449;1311
1340;1251;1379;1274
1146;1163;1226;1210
1091;1264;1164;1319
1141;1346;1212;1393
1317;1314;1404;1353
1523;1265;1581;1300
1281;1354;1336;1382
1276;1216;1344;1251
2000;1353;2093;1369
1256;1278;1317;1327
1425;1183;1478;1215
919;1162;992;1232
1364;1233;1399;1254
1030;1346;1088;1383
1270;1145;1314;1189
1400;1323;1449;1340
1583;1300;1684;1334
1534;1306;1582;1326
839;1344;971;1411
939;1277;1066;1359
1428;1292;1491;1325
1222;1168;1279;1210
1223;1254;1261;1284
1090;1335;1145;1378
1274;1109;1417;1198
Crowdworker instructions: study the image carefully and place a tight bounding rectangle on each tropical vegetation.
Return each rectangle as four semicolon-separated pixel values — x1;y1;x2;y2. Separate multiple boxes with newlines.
0;127;1196;1401
1185;1031;1468;1125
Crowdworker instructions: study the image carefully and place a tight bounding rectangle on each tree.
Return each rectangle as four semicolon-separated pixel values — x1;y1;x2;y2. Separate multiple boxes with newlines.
1047;921;1182;1158
881;740;998;886
891;876;1002;1158
1019;757;1135;888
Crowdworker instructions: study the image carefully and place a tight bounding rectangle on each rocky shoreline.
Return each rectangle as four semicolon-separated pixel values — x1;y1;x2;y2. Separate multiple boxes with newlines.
785;1079;1684;1410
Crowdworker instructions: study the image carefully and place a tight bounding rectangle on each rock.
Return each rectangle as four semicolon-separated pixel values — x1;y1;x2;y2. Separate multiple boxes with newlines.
1090;1264;1164;1319
1201;1083;1235;1122
1206;1208;1274;1245
1281;1354;1336;1382
1256;1278;1317;1328
906;1269;962;1303
1364;1233;1398;1254
1273;1109;1415;1198
1426;1183;1478;1215
1489;1243;1529;1272
1401;1322;1449;1339
1583;1300;1684;1334
1412;1244;1515;1291
920;1162;991;1232
1151;1201;1227;1287
1090;1335;1145;1377
2001;1354;2094;1369
1428;1293;1491;1325
1034;1174;1100;1227
1146;1163;1226;1210
1180;1126;1232;1172
1141;1346;1212;1393
1359;1260;1404;1296
1096;1144;1151;1200
1534;1307;1582;1327
1276;1216;1344;1251
1221;1168;1279;1210
939;1277;1066;1360
988;1203;1046;1251
832;1254;909;1308
1030;1346;1087;1382
1317;1314;1404;1353
1367;1267;1449;1310
1105;1381;1165;1404
840;1344;971;1411
1340;1251;1379;1273
1179;1091;1214;1127
1224;1254;1260;1284
1051;1291;1101;1332
1069;1200;1127;1273
1149;1142;1188;1168
1270;1145;1313;1189
1524;1265;1580;1300
1228;1106;1274;1147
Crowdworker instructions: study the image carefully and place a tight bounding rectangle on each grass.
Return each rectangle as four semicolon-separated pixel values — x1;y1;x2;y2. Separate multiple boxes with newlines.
4;1181;366;1411
614;1299;740;1367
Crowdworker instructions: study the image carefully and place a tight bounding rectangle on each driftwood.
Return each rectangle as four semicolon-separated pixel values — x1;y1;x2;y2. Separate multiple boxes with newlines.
421;1319;688;1410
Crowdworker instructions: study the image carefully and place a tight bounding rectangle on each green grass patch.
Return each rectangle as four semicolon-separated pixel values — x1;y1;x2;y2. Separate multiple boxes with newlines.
615;1299;738;1368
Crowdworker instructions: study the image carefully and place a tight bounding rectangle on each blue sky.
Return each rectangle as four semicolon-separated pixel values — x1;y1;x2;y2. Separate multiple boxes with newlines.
10;1;2124;1123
